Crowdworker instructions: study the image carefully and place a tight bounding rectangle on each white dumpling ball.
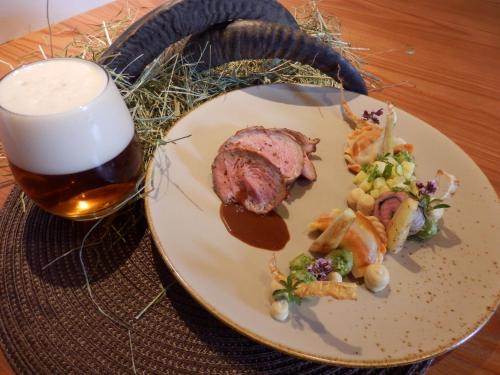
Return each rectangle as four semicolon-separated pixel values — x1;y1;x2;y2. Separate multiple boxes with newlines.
364;264;390;293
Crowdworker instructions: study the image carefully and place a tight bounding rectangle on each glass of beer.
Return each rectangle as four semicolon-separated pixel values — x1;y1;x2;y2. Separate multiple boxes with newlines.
0;58;143;220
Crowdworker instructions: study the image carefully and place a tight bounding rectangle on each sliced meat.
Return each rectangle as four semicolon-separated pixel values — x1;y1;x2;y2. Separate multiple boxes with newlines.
273;128;319;181
221;126;319;182
219;126;304;185
373;192;409;228
279;128;320;155
301;157;317;181
212;147;287;214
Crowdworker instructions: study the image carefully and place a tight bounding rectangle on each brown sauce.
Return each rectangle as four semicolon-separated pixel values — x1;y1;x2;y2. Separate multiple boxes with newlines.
220;204;289;251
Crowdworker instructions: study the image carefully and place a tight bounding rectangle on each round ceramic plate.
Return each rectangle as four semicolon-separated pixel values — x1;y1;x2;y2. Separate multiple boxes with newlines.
145;84;500;367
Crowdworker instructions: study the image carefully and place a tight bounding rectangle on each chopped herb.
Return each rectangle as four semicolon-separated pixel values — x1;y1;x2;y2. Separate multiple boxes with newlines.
382;163;393;179
431;203;451;210
378;152;392;161
272;275;303;305
396;150;414;163
367;166;382;182
418;193;451;213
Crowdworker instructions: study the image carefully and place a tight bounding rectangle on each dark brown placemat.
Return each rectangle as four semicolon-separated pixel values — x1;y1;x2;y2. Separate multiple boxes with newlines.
0;187;433;374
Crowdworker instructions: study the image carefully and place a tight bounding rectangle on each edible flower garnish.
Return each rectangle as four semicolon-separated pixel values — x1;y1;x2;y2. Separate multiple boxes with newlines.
307;258;333;281
416;179;438;195
408;179;451;241
362;108;384;124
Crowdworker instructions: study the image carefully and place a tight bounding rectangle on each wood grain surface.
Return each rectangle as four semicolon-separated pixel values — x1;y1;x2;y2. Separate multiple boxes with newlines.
0;1;498;374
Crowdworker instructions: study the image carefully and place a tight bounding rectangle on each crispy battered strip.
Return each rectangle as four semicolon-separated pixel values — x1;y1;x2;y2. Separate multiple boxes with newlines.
270;255;286;282
295;281;357;300
269;256;357;301
309;208;356;255
340;88;371;129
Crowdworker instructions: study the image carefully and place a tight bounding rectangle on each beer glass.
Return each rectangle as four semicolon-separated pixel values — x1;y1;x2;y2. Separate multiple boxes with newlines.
0;58;143;220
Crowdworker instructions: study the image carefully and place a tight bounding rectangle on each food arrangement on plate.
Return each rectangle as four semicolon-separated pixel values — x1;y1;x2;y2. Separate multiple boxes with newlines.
146;83;499;365
211;91;459;321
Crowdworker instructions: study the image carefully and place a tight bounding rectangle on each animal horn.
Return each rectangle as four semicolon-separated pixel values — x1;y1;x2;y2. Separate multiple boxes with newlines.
99;0;298;79
180;20;367;94
100;0;367;94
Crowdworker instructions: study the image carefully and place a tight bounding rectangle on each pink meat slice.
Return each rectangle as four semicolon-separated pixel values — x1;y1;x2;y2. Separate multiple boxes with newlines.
221;126;319;182
219;126;304;184
279;128;320;155
273;128;319;181
300;157;317;181
212;147;287;214
373;192;409;228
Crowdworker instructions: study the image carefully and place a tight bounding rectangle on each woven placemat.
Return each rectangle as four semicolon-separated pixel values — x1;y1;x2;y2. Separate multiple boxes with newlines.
0;187;433;374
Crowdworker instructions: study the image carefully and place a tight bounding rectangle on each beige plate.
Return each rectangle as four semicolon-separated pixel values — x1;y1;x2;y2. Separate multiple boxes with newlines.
145;84;500;367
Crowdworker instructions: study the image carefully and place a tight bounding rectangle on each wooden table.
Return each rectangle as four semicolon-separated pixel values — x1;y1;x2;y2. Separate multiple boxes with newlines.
0;1;498;374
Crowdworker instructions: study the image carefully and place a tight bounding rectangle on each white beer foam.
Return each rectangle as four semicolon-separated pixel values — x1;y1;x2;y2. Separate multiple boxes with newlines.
0;58;134;175
0;58;107;116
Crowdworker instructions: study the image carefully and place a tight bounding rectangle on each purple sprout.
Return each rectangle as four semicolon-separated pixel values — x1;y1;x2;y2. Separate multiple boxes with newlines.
416;179;438;195
362;108;384;124
307;258;333;281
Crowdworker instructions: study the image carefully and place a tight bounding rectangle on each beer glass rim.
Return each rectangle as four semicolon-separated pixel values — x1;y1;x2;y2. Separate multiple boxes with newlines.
0;57;111;118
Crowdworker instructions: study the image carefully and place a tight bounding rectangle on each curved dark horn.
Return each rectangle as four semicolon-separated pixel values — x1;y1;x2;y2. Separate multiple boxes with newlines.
99;0;298;80
181;20;367;94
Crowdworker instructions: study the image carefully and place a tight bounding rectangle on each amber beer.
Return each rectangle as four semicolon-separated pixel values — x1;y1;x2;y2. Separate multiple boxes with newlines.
0;58;142;220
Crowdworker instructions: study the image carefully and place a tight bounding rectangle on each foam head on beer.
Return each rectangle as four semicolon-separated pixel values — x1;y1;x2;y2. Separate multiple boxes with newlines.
0;58;135;176
0;58;142;219
0;58;107;116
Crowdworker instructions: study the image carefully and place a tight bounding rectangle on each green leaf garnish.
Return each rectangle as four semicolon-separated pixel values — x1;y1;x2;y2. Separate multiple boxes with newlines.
367;166;381;182
396;150;414;163
273;275;303;305
431;204;451;210
382;163;393;179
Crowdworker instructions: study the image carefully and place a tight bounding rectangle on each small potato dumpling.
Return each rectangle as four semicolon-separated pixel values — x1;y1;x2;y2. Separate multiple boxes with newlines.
353;171;367;185
347;188;365;209
357;193;375;215
373;161;386;175
369;189;380;199
364;264;390;292
359;180;373;192
379;184;391;194
402;161;415;178
373;177;386;189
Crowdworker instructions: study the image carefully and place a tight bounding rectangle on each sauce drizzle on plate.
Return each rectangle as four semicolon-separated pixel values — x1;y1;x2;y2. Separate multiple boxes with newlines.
220;204;289;250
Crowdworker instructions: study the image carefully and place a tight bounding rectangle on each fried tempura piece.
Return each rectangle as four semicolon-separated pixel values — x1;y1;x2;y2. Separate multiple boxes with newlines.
309;208;356;255
295;281;357;300
269;256;357;300
340;88;371;129
309;210;387;278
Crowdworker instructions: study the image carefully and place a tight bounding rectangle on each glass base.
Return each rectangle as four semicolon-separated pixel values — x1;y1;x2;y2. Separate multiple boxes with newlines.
39;176;144;221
